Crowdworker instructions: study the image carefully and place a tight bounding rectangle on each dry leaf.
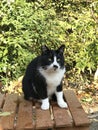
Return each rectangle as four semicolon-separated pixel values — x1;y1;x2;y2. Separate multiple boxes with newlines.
0;111;13;117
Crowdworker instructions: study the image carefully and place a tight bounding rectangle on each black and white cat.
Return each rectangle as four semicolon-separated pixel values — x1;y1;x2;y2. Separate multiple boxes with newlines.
22;45;68;110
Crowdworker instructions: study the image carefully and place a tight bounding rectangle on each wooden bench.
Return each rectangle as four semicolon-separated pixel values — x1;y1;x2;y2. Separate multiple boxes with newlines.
0;90;90;130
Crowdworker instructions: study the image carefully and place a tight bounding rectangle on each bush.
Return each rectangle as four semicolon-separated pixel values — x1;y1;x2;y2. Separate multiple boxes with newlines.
0;0;98;85
0;0;66;84
52;0;98;73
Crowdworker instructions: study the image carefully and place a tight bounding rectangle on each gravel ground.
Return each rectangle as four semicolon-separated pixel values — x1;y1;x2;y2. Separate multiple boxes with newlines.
90;122;98;130
89;112;98;130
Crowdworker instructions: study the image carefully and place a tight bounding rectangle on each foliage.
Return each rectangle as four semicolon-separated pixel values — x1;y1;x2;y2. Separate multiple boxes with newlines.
0;0;65;84
0;0;98;86
52;0;98;73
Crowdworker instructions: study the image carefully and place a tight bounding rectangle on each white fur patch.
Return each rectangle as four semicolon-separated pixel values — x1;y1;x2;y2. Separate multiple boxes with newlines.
55;91;68;108
39;56;65;96
41;98;49;110
47;68;65;96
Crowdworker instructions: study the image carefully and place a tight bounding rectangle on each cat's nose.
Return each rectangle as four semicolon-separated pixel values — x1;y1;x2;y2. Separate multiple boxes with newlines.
53;65;58;69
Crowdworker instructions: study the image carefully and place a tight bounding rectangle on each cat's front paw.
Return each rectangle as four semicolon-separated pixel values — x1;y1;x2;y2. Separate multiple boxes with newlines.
58;101;68;108
41;102;49;110
41;98;49;110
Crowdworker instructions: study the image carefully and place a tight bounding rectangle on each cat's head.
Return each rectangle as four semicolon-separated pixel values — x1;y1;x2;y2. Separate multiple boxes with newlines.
40;45;65;72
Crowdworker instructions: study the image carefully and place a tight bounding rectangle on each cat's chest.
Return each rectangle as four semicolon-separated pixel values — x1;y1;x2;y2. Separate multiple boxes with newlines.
40;68;65;95
45;71;63;87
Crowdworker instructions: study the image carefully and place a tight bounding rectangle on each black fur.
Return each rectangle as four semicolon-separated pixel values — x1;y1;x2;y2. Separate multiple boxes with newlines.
22;45;65;100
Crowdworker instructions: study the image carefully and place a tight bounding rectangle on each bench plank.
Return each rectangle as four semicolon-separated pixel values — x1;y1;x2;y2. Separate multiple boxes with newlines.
35;103;53;129
0;94;18;130
0;93;4;108
52;103;73;128
0;91;90;130
16;97;33;130
56;126;89;130
64;90;90;126
0;94;4;130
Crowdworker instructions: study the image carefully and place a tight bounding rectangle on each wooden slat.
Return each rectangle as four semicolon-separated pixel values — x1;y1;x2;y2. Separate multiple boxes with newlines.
56;126;89;130
64;90;90;126
35;103;53;129
0;82;3;90
0;94;18;130
0;125;3;130
52;102;73;128
68;126;90;130
16;97;33;130
0;93;4;108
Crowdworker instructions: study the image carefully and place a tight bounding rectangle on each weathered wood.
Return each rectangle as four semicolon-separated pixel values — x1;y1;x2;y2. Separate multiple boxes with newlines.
0;124;3;130
35;102;53;129
56;126;89;130
69;126;90;130
16;96;33;130
0;93;4;108
0;93;4;130
64;90;90;127
52;102;73;128
0;94;18;130
0;90;90;130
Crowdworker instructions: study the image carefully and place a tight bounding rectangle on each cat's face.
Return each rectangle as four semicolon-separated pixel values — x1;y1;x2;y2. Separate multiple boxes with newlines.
40;45;65;72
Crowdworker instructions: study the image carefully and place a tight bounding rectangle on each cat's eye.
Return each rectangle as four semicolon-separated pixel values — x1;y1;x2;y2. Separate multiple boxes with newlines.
57;58;60;62
48;58;52;62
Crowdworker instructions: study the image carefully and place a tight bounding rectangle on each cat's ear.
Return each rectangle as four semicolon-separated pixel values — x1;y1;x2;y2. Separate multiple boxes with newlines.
57;44;65;53
41;45;49;54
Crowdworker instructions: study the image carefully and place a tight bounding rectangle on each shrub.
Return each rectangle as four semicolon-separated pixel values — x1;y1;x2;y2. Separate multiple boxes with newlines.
0;0;66;84
0;0;98;86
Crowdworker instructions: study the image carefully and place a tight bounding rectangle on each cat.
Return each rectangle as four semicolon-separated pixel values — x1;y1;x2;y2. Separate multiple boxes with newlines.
22;45;68;110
